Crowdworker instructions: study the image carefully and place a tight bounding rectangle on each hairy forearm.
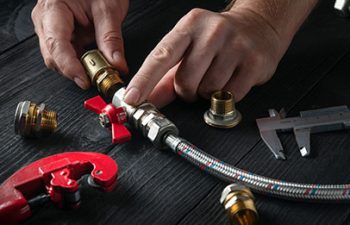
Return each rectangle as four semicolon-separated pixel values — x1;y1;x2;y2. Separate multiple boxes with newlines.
227;0;318;40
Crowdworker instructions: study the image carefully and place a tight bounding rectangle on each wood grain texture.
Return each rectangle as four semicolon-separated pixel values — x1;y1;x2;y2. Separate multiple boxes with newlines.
0;0;35;53
0;0;349;225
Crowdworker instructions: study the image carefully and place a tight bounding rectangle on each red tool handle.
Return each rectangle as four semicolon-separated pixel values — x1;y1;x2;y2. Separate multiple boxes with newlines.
0;152;118;225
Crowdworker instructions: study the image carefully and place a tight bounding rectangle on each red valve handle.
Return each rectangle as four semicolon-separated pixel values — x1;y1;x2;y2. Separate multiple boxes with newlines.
0;152;118;225
84;96;131;144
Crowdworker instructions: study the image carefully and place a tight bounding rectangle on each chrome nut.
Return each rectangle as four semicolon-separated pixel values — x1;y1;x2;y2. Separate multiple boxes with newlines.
146;116;179;148
220;183;248;206
99;113;111;128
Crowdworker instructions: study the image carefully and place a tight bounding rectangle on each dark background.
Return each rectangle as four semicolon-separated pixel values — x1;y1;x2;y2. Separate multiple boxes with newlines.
0;0;350;224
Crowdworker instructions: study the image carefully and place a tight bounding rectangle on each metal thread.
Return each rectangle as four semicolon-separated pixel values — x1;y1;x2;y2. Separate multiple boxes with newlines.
15;101;57;137
98;71;123;97
40;110;58;133
81;50;124;98
211;91;234;114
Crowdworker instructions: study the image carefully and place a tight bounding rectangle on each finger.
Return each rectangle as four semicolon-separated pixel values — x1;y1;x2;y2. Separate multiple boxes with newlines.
124;27;192;105
92;2;128;74
197;53;237;99
148;64;179;108
42;5;89;89
173;40;216;102
223;66;255;102
32;7;57;70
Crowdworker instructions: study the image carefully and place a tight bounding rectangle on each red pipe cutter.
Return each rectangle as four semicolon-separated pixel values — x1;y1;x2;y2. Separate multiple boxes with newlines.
0;152;118;225
84;96;131;144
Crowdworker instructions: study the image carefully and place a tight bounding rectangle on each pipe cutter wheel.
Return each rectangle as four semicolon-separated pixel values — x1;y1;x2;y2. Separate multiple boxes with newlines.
0;152;118;225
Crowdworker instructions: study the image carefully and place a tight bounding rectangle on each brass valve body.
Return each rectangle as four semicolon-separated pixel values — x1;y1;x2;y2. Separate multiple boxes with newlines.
81;50;124;98
220;184;258;225
14;101;58;137
204;91;241;128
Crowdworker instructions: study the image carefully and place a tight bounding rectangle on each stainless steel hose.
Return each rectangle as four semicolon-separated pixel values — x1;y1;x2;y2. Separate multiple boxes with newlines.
164;134;350;202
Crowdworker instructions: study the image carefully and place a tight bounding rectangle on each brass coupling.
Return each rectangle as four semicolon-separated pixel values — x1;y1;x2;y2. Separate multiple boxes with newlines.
220;183;258;225
204;91;241;128
81;50;124;98
14;101;58;137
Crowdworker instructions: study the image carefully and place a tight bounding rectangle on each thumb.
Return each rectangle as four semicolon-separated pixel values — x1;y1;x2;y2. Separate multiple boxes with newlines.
92;8;128;74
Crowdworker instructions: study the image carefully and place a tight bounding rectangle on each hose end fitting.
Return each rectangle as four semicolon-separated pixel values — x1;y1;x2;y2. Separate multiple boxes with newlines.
204;91;241;128
112;88;179;148
81;50;124;98
14;101;58;137
220;183;258;225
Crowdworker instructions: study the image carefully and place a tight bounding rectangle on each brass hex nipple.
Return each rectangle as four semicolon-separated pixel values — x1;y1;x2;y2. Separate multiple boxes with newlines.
81;50;124;98
14;101;58;137
220;184;258;225
204;91;242;128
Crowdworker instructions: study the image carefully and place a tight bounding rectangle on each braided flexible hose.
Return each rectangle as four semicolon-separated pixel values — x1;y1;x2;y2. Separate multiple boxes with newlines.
164;134;350;202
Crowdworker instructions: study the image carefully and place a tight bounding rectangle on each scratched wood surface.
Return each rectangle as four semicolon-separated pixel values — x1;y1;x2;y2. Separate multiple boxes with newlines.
0;0;349;225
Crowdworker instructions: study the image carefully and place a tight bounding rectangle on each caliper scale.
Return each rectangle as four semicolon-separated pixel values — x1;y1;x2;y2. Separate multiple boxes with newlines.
256;106;350;160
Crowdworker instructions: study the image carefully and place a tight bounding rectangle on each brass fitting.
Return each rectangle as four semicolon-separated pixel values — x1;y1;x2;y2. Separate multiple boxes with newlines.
81;50;124;98
220;183;258;225
204;91;241;128
14;101;58;137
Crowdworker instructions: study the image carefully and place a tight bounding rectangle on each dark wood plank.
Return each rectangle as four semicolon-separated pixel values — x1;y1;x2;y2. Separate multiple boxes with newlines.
177;1;350;225
0;0;35;53
1;0;349;225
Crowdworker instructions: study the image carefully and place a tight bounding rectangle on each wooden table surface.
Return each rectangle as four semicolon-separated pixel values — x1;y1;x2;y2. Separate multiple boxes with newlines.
1;0;350;224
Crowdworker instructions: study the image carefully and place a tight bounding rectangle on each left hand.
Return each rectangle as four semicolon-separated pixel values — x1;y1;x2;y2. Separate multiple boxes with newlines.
124;8;289;107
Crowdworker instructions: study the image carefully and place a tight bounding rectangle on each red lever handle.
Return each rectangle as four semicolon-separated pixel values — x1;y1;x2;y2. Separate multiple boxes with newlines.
84;96;131;144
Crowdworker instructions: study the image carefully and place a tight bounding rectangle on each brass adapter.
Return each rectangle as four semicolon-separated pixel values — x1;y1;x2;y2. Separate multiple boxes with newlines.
14;101;58;137
81;50;124;98
220;184;258;225
204;91;241;128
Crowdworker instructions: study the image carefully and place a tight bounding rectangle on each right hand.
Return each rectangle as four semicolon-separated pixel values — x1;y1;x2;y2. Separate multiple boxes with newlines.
31;0;129;89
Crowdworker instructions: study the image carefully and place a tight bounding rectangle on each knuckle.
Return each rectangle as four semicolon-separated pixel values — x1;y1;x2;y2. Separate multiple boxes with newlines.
150;44;173;62
101;31;123;44
41;0;65;9
45;36;60;55
249;53;265;67
44;57;55;70
173;26;191;39
186;8;207;22
31;7;38;21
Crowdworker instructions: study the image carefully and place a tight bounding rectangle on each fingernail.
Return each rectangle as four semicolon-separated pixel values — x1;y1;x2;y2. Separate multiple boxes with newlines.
74;77;87;89
124;87;140;105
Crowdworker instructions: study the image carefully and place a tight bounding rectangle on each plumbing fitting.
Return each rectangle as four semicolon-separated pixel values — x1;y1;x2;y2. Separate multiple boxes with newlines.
84;95;131;144
81;50;124;98
112;88;179;148
82;49;350;203
14;101;58;137
220;184;258;225
204;91;241;128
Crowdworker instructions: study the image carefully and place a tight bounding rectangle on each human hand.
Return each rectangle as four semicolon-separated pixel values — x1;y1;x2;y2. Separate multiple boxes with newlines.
124;8;290;108
31;0;129;89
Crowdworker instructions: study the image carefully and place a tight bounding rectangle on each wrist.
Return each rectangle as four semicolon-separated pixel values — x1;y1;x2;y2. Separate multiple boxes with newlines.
225;0;318;42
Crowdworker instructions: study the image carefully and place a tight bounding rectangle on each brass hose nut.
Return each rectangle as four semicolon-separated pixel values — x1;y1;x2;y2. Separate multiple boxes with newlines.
204;91;241;128
220;183;258;225
14;101;58;137
81;50;124;98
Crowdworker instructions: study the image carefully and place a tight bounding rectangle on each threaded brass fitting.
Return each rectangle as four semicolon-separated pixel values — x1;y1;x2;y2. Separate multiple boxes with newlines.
81;50;124;98
220;184;258;225
14;101;58;137
204;91;241;128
